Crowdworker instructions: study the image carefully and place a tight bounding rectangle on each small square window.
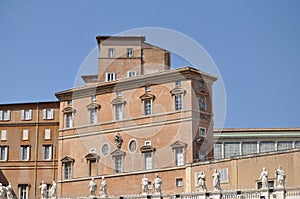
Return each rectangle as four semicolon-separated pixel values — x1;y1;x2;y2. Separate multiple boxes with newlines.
67;100;72;106
22;130;29;140
145;141;151;146
199;127;206;137
145;86;151;92
91;95;96;102
116;91;122;97
176;178;183;187
175;80;181;87
1;130;7;141
199;81;205;88
128;71;137;77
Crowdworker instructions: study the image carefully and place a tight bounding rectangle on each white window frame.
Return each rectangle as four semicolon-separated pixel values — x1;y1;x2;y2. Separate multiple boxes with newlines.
145;141;151;146
19;184;29;199
145;86;151;92
0;110;10;121
128;71;137;77
20;146;30;161
1;130;7;141
42;145;52;160
114;104;123;121
43;109;54;120
115;156;123;173
144;99;152;116
174;94;183;111
64;162;72;179
116;91;122;97
21;110;32;121
175;147;184;166
108;48;115;58
22;130;29;140
0;146;8;161
65;112;73;128
127;48;133;58
176;178;183;187
199;127;206;137
175;80;181;87
145;152;153;170
220;168;229;183
91;95;96;102
67;100;72;106
89;108;98;124
44;129;51;140
105;72;116;82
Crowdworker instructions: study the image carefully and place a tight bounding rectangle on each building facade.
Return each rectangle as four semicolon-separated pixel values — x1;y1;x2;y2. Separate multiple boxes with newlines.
0;101;59;199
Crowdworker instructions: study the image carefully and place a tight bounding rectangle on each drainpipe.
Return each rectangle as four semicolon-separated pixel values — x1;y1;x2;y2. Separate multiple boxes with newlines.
34;103;40;198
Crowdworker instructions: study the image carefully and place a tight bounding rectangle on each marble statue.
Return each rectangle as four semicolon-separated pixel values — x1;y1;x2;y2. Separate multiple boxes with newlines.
39;181;48;199
89;178;97;197
259;167;269;189
275;166;286;188
197;171;207;192
6;183;13;199
99;176;108;197
212;169;221;191
141;175;149;195
0;183;5;199
50;181;57;199
114;133;123;149
152;174;162;195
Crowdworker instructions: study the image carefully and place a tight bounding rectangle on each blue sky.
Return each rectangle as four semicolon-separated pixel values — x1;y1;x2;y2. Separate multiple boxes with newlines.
0;1;299;128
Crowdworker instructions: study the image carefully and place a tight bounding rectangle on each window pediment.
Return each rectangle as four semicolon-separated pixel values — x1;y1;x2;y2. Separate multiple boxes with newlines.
62;107;76;113
85;153;100;161
86;103;101;110
61;156;75;163
111;149;126;157
111;98;126;105
140;93;156;101
171;141;188;149
140;145;156;153
170;88;186;96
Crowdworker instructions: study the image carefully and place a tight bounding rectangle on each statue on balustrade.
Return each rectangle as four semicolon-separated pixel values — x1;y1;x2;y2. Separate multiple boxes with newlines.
153;174;162;195
212;169;221;191
259;167;269;189
275;166;286;188
197;171;207;192
141;175;149;195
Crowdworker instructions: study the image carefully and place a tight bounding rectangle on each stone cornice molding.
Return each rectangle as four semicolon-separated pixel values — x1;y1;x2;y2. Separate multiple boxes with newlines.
111;98;126;105
139;93;156;101
170;88;186;96
62;107;76;114
140;145;156;153
61;156;75;163
86;103;101;110
171;141;188;149
110;149;126;158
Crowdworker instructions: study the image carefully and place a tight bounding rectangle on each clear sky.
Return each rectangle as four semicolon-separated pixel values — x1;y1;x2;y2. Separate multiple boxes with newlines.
0;0;299;128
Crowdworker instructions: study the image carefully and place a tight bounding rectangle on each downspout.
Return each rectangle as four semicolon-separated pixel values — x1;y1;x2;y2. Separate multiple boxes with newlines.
34;103;40;198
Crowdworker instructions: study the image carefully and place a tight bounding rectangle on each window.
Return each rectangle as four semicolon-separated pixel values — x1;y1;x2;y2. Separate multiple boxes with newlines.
145;152;152;170
224;142;240;158
127;48;133;58
199;150;207;161
43;109;54;120
220;168;228;183
116;91;122;97
105;72;116;82
128;71;137;77
19;184;29;199
21;110;32;120
0;110;10;121
20;146;30;160
175;80;181;87
114;104;123;120
64;162;72;179
214;142;222;160
108;48;114;58
199;96;206;111
175;148;184;166
278;141;293;151
101;144;109;156
1;130;7;141
174;95;183;111
242;142;257;155
145;86;151;92
89;108;97;124
129;140;137;153
91;95;96;102
145;141;151;146
295;141;300;148
199;127;206;137
42;145;52;160
115;156;122;173
176;178;183;187
144;99;152;116
199;81;205;88
44;129;51;140
259;141;275;153
67;100;72;106
0;146;8;161
257;181;274;189
22;130;29;140
65;113;73;128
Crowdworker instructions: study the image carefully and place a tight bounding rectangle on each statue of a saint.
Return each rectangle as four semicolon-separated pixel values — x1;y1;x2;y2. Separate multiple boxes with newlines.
6;183;13;199
50;181;57;199
141;175;149;195
275;166;286;188
197;171;207;192
114;133;123;149
259;167;269;189
39;181;48;199
0;183;5;199
99;176;108;197
89;178;97;197
152;174;162;195
212;169;221;191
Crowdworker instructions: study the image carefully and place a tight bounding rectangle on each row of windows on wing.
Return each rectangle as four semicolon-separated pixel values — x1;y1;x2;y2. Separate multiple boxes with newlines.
107;48;134;58
214;140;300;160
0;109;55;121
0;144;53;161
0;129;52;141
61;140;188;179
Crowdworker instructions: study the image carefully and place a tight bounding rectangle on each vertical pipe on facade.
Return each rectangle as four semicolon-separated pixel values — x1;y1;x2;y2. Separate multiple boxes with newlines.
52;145;56;181
34;102;39;198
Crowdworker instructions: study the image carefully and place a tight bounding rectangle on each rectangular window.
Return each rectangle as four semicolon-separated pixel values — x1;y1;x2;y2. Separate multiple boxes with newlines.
199;150;206;161
175;148;184;166
44;129;51;140
199;81;205;88
108;48;114;58
214;142;222;160
22;130;29;140
128;71;137;77
42;145;52;160
220;168;228;183
144;100;152;116
116;91;122;97
89;109;97;124
295;141;300;148
67;100;72;106
145;86;151;92
1;130;7;141
278;141;293;151
175;95;183;111
65;113;73;128
105;72;116;82
260;141;275;153
176;178;183;187
175;80;181;87
145;141;151;146
20;146;30;160
115;104;123;121
115;156;122;173
145;152;152;170
21;110;32;120
91;95;96;102
242;142;257;155
43;109;54;120
199;96;206;111
19;184;28;199
0;146;8;161
127;48;133;58
0;110;10;121
199;127;206;137
64;162;72;179
224;142;240;158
